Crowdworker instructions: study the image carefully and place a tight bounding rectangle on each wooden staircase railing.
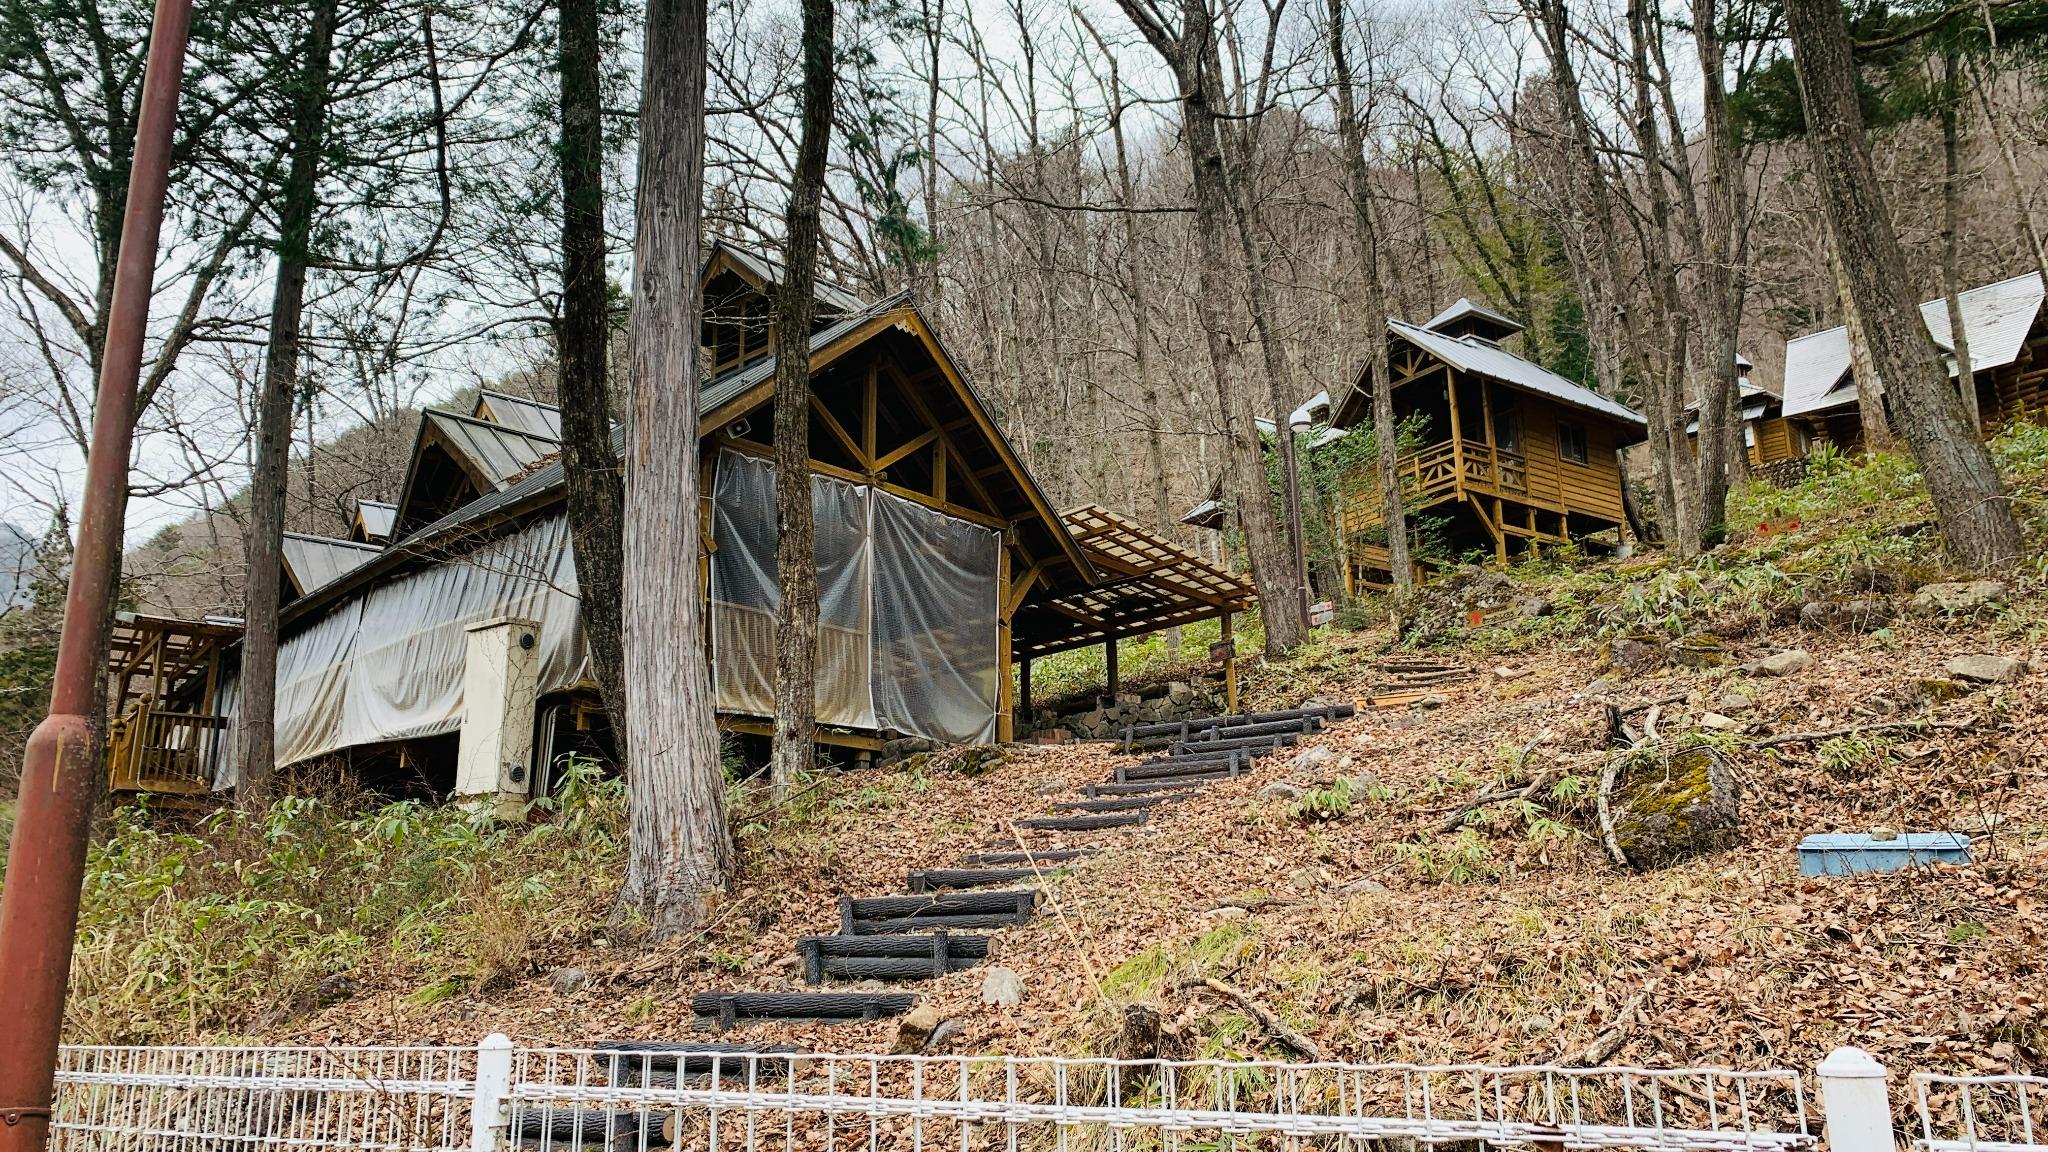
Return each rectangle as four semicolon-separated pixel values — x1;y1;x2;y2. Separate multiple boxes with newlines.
108;704;224;795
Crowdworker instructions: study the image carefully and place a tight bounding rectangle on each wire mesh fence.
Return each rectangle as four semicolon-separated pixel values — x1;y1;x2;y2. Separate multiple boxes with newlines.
37;1039;1852;1152
1911;1073;2048;1152
49;1045;475;1152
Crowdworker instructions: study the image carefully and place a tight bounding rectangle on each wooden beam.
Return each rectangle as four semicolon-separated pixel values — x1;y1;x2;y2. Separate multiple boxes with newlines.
1005;560;1046;616
1104;638;1119;698
873;428;940;471
715;436;1008;529
997;547;1014;742
863;362;878;465
809;394;865;467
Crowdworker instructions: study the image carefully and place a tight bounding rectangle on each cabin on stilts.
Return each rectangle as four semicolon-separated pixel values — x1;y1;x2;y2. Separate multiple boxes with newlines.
1782;271;2048;450
1327;299;1648;591
103;242;1249;804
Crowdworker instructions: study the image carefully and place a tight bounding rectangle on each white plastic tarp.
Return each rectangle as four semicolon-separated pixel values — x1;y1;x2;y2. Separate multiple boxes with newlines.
710;451;877;729
709;449;999;744
213;514;586;786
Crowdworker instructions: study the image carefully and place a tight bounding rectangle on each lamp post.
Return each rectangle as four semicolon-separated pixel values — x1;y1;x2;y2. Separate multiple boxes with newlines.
0;0;194;1146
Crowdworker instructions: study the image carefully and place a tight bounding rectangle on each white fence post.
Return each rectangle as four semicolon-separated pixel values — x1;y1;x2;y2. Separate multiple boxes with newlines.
1819;1047;1897;1152
472;1033;515;1152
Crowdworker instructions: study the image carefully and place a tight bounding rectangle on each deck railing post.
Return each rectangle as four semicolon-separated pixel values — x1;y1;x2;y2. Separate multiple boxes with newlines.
471;1033;514;1152
1818;1047;1895;1152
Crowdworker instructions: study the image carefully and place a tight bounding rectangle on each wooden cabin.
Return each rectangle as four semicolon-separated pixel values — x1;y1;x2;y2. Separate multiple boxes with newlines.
106;241;1249;799
1328;299;1648;590
1685;358;1812;468
1782;271;2048;450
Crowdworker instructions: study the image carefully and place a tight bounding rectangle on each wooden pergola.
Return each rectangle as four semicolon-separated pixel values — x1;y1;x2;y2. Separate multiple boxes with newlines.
1012;505;1256;717
104;612;241;794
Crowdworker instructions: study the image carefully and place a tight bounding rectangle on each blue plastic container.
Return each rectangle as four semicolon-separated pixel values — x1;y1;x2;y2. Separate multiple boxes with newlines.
1797;832;1973;876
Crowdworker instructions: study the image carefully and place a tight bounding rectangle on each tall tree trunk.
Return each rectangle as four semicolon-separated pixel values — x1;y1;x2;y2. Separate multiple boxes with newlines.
1689;0;1746;541
557;0;629;765
1113;0;1307;657
1623;0;1701;556
1327;0;1412;596
237;0;339;813
1526;0;1679;550
1966;57;2048;286
620;0;732;937
1783;0;2022;570
1939;54;1981;434
769;0;834;801
1219;135;1311;634
1823;222;1891;449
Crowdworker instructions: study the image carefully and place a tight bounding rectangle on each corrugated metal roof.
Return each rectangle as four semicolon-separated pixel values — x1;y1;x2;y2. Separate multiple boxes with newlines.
474;390;564;439
424;409;562;490
1389;320;1648;430
354;500;396;541
1782;272;2045;418
710;240;869;316
1423;297;1524;337
280;533;381;596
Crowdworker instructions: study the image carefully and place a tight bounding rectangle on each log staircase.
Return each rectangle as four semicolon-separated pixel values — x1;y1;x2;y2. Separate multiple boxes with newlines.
682;702;1356;1031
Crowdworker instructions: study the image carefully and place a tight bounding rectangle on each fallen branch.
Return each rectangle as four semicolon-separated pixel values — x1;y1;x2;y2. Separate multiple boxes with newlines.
1748;717;1976;750
1197;977;1324;1060
1431;734;1553;833
1572;994;1645;1066
1595;753;1632;869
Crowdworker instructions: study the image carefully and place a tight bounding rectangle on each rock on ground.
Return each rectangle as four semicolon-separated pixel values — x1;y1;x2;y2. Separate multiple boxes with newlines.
1611;745;1741;869
1947;654;2025;684
980;966;1025;1008
1909;580;2007;616
1749;649;1813;677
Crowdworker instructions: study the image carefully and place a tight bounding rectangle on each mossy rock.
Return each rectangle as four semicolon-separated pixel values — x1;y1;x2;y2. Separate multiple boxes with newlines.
1597;634;1669;677
950;745;1009;777
1611;745;1740;870
1670;633;1728;669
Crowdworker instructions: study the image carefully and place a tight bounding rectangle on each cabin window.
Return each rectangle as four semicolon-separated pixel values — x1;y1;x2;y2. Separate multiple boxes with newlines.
1558;422;1589;464
1490;398;1522;453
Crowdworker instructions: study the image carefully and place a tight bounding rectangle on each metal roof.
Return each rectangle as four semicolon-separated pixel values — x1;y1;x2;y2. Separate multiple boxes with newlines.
1388;319;1648;429
1782;272;2045;418
474;390;564;439
422;409;562;490
1423;297;1525;337
354;500;396;542
280;532;382;596
708;239;869;316
285;292;1095;625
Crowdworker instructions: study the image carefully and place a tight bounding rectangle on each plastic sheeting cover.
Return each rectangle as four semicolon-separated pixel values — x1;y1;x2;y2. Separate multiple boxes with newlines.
213;514;586;787
710;450;998;744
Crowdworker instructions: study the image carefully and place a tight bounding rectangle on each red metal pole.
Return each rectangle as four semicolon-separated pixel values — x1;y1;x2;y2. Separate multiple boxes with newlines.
0;0;193;1143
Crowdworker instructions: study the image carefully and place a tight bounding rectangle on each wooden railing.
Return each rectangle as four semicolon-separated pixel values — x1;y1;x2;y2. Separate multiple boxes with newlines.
108;704;225;795
1338;438;1529;535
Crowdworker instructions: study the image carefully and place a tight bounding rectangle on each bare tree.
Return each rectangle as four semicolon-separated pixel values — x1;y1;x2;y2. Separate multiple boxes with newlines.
619;0;732;936
769;0;835;801
1782;0;2021;569
1326;0;1411;596
1112;0;1307;656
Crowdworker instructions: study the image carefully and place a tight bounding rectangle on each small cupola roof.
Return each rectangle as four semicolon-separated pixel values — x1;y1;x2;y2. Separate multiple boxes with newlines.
1421;297;1524;343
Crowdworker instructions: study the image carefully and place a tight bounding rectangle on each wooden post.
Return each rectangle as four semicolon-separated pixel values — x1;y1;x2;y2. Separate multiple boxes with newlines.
1104;638;1120;698
1445;371;1466;493
1220;610;1238;714
996;546;1013;743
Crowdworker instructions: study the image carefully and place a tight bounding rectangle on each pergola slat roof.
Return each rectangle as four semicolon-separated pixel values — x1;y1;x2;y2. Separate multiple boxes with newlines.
1013;505;1255;659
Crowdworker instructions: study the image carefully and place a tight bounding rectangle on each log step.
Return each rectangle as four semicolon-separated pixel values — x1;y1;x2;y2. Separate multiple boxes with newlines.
1121;704;1356;742
841;890;1035;934
692;991;915;1029
799;932;989;983
1166;733;1295;756
963;848;1095;865
1125;717;1319;751
1015;811;1147;831
906;867;1040;892
516;1109;671;1147
1050;794;1181;813
1083;777;1227;797
1119;756;1250;783
591;1041;793;1082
